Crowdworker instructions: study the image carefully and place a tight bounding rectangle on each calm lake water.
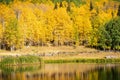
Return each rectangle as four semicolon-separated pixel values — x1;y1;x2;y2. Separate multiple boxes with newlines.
0;63;120;80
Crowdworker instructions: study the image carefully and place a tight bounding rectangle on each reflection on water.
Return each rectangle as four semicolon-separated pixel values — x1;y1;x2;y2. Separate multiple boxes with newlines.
0;63;120;80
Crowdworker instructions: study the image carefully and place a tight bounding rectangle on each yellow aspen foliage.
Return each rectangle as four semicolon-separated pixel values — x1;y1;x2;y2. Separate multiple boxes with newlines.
0;4;15;27
4;18;24;50
53;8;74;46
44;7;74;46
98;11;112;24
0;0;119;50
11;1;40;45
71;5;92;45
44;10;56;43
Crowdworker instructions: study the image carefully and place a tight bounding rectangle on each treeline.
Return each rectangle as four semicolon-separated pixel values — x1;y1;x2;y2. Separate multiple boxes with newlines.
0;0;120;51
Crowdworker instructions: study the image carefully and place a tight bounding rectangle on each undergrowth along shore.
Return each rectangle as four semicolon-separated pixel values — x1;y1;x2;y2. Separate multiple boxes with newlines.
0;55;120;66
44;58;120;63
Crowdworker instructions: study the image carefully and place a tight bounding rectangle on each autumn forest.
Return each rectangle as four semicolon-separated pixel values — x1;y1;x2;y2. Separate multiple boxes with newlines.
0;0;120;51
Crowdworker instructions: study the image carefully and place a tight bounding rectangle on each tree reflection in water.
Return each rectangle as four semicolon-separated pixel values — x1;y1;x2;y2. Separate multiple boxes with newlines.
0;63;119;80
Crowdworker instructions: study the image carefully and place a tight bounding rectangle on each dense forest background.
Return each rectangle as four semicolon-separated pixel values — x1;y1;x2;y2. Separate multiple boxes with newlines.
0;0;120;51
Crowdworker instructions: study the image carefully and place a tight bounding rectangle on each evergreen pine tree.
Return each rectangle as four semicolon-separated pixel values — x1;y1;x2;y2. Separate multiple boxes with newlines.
60;2;63;7
90;1;93;11
54;3;58;9
117;5;120;16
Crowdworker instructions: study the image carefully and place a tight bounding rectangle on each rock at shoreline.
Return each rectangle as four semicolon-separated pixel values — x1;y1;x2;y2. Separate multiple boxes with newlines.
105;55;117;59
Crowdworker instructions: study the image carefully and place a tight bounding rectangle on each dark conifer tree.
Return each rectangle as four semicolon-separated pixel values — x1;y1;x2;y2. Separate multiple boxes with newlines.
90;1;93;11
54;3;58;9
60;2;63;7
67;3;71;12
66;0;71;12
117;5;120;16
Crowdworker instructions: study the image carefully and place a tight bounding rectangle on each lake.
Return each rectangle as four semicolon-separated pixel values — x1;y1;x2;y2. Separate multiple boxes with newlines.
0;63;120;80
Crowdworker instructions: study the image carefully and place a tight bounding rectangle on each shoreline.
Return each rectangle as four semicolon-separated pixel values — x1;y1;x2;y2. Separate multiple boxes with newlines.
0;46;120;65
0;55;120;66
44;58;120;63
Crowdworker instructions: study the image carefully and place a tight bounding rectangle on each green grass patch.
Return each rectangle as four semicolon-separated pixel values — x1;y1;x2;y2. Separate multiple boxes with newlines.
44;58;120;63
0;55;42;66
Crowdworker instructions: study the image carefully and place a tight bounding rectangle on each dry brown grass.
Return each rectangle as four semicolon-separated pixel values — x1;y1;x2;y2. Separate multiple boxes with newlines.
15;46;98;54
0;46;120;60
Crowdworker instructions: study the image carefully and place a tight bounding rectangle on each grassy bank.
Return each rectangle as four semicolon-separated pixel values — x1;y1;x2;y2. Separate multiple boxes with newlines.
44;58;120;63
0;46;120;65
0;55;42;66
0;55;120;65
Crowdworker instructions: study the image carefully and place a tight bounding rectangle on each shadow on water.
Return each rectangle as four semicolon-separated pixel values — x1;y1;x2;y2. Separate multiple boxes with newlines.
81;64;120;80
0;63;120;80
